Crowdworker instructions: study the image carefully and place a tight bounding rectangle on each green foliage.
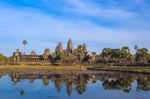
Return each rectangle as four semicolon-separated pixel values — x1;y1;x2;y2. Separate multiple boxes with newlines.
77;44;87;62
43;49;50;60
23;40;27;46
134;45;138;51
101;47;133;65
31;50;36;55
22;40;28;54
0;53;9;62
55;51;76;63
135;48;149;64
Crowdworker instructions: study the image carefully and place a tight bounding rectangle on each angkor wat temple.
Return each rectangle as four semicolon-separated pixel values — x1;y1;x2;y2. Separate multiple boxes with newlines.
11;39;98;65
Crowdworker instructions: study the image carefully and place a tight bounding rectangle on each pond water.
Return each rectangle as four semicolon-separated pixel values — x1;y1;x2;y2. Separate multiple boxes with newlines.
0;73;150;99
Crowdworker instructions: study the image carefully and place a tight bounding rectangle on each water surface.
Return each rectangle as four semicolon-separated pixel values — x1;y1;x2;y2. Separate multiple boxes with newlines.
0;73;150;99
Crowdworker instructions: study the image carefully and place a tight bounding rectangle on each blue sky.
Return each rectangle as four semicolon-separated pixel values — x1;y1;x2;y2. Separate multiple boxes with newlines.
0;0;150;56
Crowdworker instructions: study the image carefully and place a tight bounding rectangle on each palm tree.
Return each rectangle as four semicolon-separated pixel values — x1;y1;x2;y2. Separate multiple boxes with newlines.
134;45;138;52
43;48;50;60
111;49;120;64
135;48;149;64
23;40;28;55
101;48;112;63
120;47;132;66
77;45;87;63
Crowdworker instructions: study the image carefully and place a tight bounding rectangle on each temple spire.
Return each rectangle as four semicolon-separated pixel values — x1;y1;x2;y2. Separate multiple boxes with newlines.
67;38;74;51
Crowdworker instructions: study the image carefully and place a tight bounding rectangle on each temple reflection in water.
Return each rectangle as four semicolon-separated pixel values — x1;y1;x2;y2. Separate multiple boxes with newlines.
0;73;150;96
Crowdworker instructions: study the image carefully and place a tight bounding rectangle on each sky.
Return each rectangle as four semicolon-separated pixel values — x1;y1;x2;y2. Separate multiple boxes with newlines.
0;0;150;56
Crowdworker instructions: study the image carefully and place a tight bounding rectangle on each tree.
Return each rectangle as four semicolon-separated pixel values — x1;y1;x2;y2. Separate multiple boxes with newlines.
23;40;28;55
110;49;121;63
101;48;112;63
84;52;94;64
119;48;131;66
0;53;9;63
77;44;87;63
43;48;50;60
122;46;130;53
134;45;138;52
117;46;132;66
83;44;87;52
135;48;149;64
54;79;62;93
20;88;25;96
31;50;36;55
76;75;87;94
66;81;73;96
42;75;49;86
16;49;20;52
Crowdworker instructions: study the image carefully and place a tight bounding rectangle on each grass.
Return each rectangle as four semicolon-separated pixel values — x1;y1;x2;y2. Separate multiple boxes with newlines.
89;66;150;73
1;65;150;74
0;65;87;71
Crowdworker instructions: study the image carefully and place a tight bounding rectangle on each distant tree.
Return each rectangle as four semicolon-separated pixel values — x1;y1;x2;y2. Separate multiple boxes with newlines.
16;49;20;52
0;53;9;63
122;46;130;53
135;48;149;64
51;52;56;60
83;43;87;52
110;49;121;63
43;49;50;60
101;48;112;63
134;45;138;51
23;40;28;54
31;50;36;55
148;54;150;64
77;44;87;63
84;52;94;64
119;47;132;66
55;51;67;63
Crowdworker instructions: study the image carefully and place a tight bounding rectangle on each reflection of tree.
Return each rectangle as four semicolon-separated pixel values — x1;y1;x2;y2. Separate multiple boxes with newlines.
137;76;150;91
0;74;5;79
76;75;87;95
102;76;132;93
20;88;25;96
42;75;49;86
54;78;63;93
6;73;150;96
29;79;35;83
9;73;21;85
66;81;73;96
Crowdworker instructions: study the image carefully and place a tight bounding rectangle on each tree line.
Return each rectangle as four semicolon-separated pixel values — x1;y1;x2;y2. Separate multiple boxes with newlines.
0;39;150;66
0;53;10;64
98;46;150;66
8;73;150;96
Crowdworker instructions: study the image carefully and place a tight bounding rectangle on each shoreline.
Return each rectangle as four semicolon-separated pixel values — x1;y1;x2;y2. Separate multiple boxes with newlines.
0;65;150;75
88;66;150;75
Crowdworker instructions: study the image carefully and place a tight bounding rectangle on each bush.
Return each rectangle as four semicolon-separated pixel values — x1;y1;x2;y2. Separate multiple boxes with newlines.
0;53;10;63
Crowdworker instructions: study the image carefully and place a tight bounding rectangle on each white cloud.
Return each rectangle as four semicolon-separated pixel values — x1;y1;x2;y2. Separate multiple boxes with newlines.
43;0;136;19
0;4;149;56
